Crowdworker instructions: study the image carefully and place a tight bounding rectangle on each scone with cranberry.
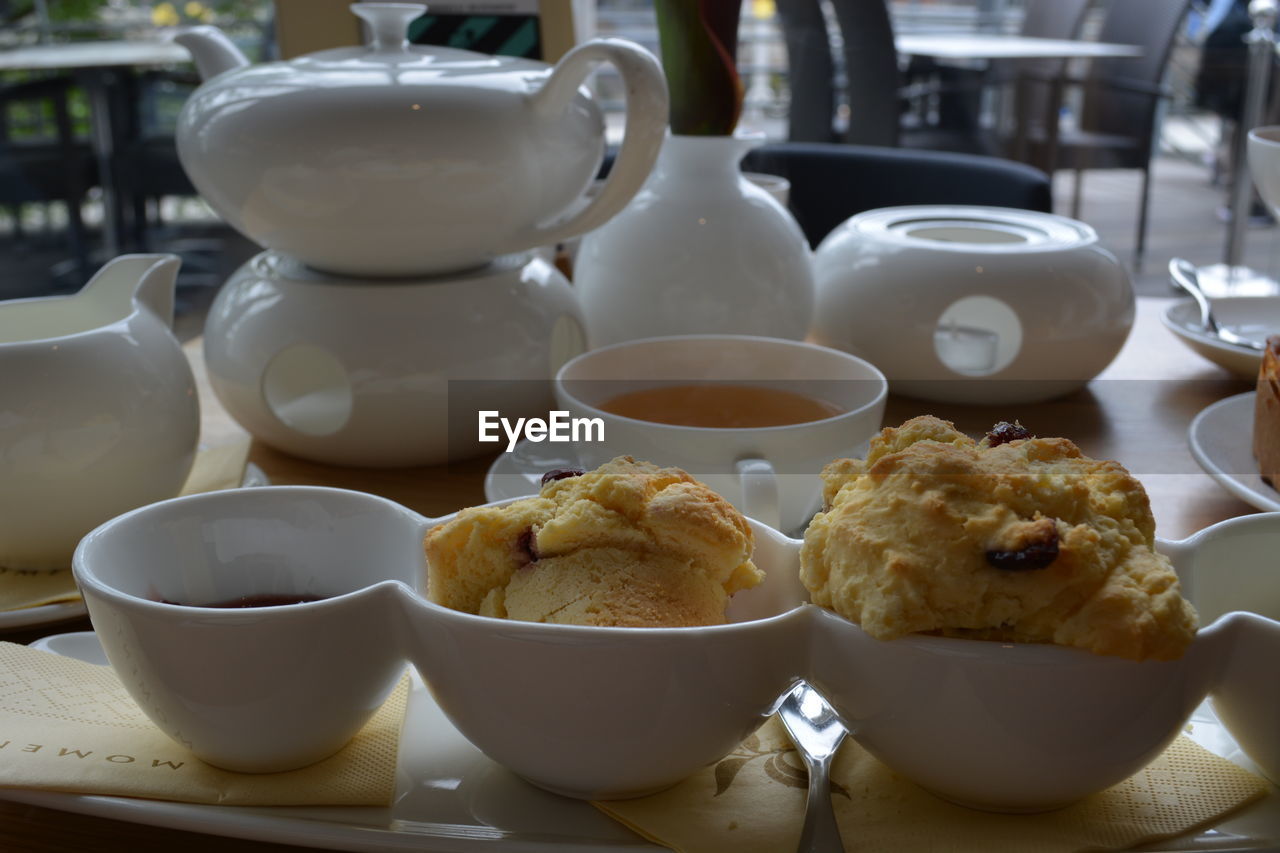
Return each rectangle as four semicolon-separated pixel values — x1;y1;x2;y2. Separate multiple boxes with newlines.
425;456;761;627
800;415;1197;661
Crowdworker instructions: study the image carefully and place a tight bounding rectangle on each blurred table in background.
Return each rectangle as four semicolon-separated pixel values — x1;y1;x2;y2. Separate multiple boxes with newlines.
0;39;191;254
895;32;1142;61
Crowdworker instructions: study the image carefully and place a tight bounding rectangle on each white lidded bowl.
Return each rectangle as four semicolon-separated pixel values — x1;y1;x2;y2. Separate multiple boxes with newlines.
811;205;1133;404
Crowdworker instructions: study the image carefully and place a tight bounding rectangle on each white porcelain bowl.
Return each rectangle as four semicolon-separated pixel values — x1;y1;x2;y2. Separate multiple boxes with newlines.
1162;511;1280;784
73;487;423;773
399;521;811;800
553;335;887;535
1249;126;1280;223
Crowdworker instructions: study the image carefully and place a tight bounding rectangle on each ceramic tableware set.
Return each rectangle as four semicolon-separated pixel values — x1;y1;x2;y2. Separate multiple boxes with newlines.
73;485;1280;810
172;2;670;466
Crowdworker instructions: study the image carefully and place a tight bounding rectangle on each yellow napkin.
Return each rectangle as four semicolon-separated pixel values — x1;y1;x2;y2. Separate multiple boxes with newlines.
0;642;406;806
599;716;1271;853
0;438;252;613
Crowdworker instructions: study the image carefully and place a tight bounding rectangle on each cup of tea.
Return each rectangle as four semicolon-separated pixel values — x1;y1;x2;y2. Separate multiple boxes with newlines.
72;486;427;772
553;335;887;533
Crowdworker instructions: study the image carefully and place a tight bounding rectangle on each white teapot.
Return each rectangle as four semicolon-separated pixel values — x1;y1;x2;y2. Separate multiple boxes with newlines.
173;3;669;278
0;255;200;569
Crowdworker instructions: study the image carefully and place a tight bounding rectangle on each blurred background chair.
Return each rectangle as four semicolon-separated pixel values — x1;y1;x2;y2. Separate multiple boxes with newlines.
115;68;201;251
742;141;1053;247
1006;0;1194;269
773;0;1039;155
773;0;902;147
0;74;98;285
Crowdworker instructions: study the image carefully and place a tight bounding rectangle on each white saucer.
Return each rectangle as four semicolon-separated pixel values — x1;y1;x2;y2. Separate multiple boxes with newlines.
0;599;88;632
1163;297;1277;380
1189;393;1280;513
12;631;653;852
484;440;580;503
0;463;271;634
9;631;1279;850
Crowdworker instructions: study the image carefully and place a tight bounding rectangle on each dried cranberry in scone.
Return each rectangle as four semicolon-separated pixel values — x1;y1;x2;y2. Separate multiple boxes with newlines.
540;467;585;487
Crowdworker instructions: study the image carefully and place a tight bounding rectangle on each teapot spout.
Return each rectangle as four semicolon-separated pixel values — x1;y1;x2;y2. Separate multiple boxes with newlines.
173;25;250;80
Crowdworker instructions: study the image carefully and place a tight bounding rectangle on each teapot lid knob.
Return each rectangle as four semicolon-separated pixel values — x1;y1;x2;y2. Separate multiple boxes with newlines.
350;3;427;53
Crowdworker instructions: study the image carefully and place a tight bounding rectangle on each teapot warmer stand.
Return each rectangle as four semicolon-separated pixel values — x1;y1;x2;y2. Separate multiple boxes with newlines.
201;250;586;468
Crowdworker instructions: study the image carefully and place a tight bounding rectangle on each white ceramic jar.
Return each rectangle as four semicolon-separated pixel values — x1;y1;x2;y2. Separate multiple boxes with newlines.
0;255;199;568
202;251;586;467
811;206;1133;405
573;134;815;347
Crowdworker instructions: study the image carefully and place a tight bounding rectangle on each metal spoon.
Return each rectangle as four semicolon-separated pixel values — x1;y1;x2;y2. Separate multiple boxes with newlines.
1169;258;1267;351
778;682;847;853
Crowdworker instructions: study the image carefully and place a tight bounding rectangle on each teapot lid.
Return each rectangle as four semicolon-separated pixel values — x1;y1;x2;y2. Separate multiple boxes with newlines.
290;3;545;74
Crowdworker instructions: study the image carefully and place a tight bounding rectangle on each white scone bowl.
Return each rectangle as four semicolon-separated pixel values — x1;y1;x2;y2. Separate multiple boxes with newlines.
806;607;1231;812
801;519;1280;812
397;518;811;801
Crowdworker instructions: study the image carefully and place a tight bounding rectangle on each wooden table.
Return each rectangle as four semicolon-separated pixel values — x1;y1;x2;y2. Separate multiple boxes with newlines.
0;297;1265;851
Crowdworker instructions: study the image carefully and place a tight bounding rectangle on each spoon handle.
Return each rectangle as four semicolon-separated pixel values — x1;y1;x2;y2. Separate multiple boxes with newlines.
1169;258;1220;334
798;758;845;853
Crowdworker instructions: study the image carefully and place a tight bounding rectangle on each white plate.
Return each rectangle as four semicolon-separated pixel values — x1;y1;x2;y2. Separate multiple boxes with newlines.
1189;392;1280;513
1163;297;1277;380
10;631;654;852
484;440;580;503
7;632;1279;852
0;598;88;632
0;464;271;634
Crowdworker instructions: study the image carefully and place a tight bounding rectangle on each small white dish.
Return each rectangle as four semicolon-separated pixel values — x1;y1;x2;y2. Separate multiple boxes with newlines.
1163;297;1278;380
484;440;580;503
1189;392;1280;512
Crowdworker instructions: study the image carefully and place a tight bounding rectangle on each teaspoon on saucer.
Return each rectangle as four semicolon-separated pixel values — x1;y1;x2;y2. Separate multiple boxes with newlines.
778;682;847;853
1169;258;1268;351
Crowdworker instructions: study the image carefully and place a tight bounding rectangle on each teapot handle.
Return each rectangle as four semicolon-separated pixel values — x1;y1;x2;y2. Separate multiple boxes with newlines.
520;38;668;248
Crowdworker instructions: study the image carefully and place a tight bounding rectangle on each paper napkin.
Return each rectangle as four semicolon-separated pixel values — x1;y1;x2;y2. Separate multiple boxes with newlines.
0;438;252;613
0;642;406;806
599;715;1271;853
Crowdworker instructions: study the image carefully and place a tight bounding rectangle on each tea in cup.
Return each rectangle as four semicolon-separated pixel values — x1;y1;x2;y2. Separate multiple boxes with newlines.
553;335;887;533
73;486;427;773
